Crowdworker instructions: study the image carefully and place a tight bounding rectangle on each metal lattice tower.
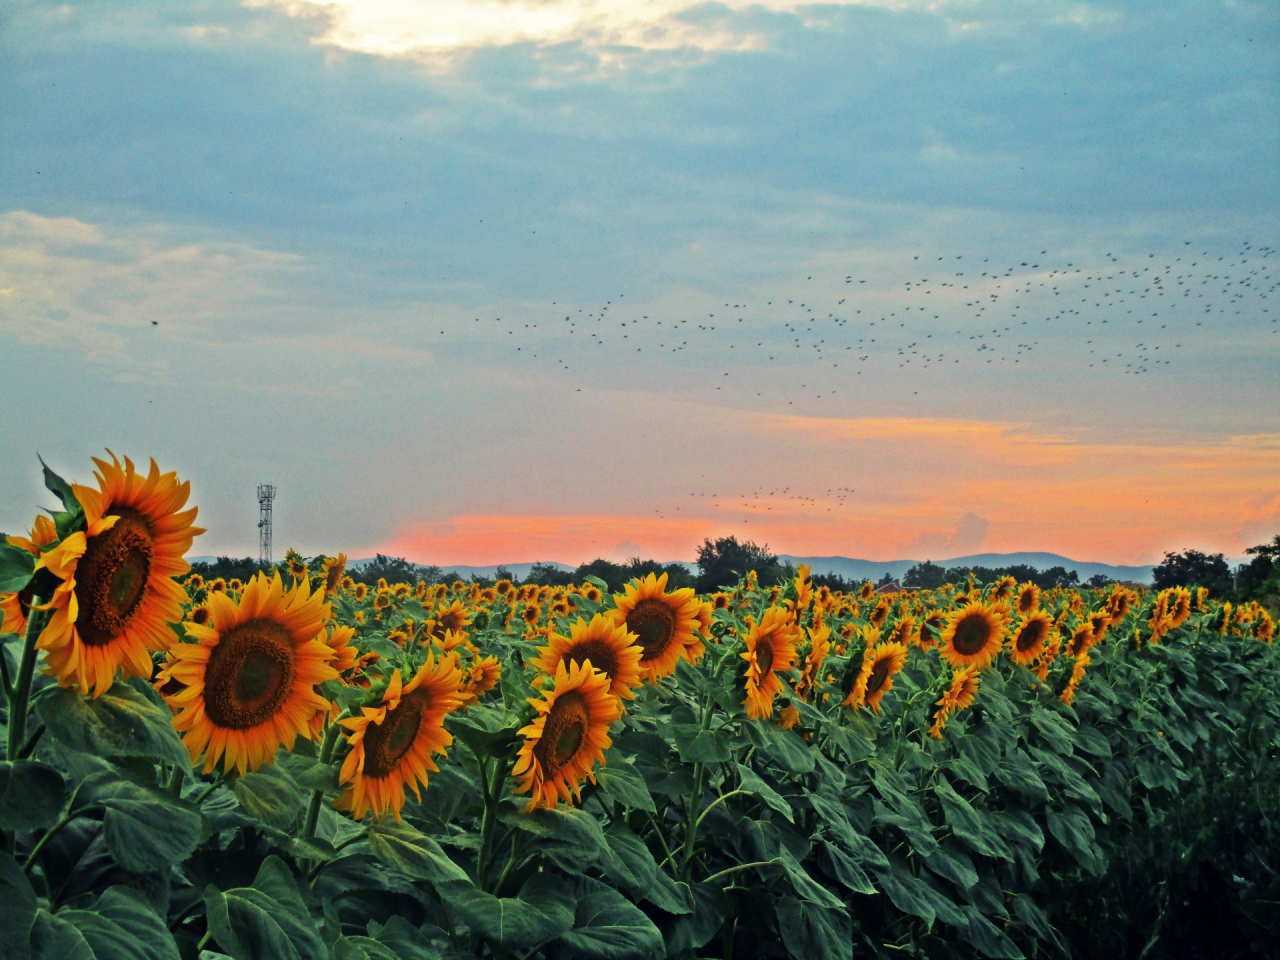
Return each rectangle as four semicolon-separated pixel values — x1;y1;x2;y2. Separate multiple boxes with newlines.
257;484;276;567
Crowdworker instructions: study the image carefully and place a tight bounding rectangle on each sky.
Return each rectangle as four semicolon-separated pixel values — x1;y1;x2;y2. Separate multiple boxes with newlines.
1;0;1277;568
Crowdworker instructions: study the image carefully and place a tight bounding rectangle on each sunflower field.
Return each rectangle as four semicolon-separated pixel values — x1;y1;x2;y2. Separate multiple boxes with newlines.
1;455;1278;960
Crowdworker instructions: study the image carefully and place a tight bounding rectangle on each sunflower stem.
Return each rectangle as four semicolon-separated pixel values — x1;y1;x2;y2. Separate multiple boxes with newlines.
302;719;343;841
6;597;49;764
680;693;715;881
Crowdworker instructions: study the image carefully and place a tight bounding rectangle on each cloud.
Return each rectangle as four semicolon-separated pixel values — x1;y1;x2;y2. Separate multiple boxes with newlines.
900;511;990;559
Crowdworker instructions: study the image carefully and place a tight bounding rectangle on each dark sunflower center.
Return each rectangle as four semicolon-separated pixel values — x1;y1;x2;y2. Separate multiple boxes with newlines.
204;619;295;729
1071;629;1090;656
628;599;676;660
952;613;992;656
363;689;429;778
1018;592;1035;614
534;690;589;775
867;657;892;694
567;639;618;680
755;636;775;675
1016;620;1046;653
871;605;888;626
74;508;154;647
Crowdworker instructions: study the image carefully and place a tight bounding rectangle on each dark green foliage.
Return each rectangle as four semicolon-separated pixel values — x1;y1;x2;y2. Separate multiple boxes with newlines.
186;556;268;583
695;536;785;592
576;558;696;593
523;562;575;586
1152;548;1232;596
349;555;437;587
904;561;1081;590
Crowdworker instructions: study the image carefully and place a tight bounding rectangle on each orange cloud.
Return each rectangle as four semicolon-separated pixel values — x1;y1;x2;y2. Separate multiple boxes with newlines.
369;408;1280;567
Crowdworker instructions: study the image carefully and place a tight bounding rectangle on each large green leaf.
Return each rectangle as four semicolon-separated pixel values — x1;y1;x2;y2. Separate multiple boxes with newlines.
0;761;65;832
745;720;815;774
57;887;181;960
502;804;606;864
204;857;328;960
597;823;658;897
934;777;1010;861
775;897;852;960
993;747;1048;801
671;724;730;763
924;840;979;893
366;820;469;884
359;917;442;960
662;882;725;956
963;910;1024;959
1045;804;1105;876
0;852;38;960
79;773;203;873
233;764;302;830
818;840;876;896
778;848;844;910
1029;706;1075;755
555;876;665;960
739;764;794;822
0;542;35;595
37;681;190;769
596;751;656;812
439;876;575;951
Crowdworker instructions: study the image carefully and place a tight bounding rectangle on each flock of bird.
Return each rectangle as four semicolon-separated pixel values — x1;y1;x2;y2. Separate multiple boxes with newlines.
442;239;1273;408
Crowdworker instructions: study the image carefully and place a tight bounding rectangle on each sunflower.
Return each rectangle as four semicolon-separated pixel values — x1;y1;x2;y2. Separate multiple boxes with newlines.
1255;610;1275;644
1193;586;1209;613
0;515;57;637
858;582;875;601
207;578;227;595
165;572;337;775
373;593;392;612
917;612;944;650
992;576;1017;601
326;623;359;674
1009;612;1055;667
929;666;980;740
512;658;621;811
1168;588;1193;628
1068;622;1094;658
794;564;813;610
532;614;643;703
461;655;502;702
868;597;891;628
1106;585;1134;622
521;603;541;626
393;583;411;601
740;606;800;721
886;615;915;647
36;454;203;698
845;641;908;715
1059;651;1090;706
712;592;731;611
321;554;347;596
779;703;800;730
1015;582;1040;616
188;605;212;627
229;578;244;592
337;653;466;821
286;556;308;581
1088;611;1111;645
609;573;706;683
353;583;369;601
495;579;513;597
186;574;205;591
938;601;1007;672
432;599;470;637
796;619;831;699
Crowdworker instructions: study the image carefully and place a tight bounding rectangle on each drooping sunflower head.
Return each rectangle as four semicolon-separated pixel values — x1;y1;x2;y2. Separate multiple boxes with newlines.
939;601;1007;672
326;623;359;675
166;572;337;775
37;453;204;698
740;606;801;721
461;655;503;703
1016;582;1040;616
845;641;908;715
992;576;1017;601
337;653;466;821
917;612;945;650
320;554;347;596
1068;622;1094;658
794;564;813;609
1088;611;1111;645
859;582;875;601
868;598;891;628
886;615;915;647
1059;651;1090;706
609;572;704;683
938;665;981;715
432;599;471;637
533;614;644;703
1106;585;1134;621
512;658;621;811
1009;612;1055;667
1168;587;1193;628
393;583;411;601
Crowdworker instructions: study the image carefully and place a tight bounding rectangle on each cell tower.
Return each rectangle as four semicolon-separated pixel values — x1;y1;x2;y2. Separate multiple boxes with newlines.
257;484;276;567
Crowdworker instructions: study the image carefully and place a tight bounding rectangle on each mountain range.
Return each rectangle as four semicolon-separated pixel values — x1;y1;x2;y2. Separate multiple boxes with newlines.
220;551;1167;584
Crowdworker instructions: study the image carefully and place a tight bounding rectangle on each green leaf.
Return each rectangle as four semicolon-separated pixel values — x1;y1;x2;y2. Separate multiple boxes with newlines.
745;720;815;774
38;681;190;770
80;773;203;873
987;810;1044;853
502;804;606;863
40;459;80;513
1072;725;1112;758
821;723;875;764
331;937;398;960
203;886;299;960
444;710;521;759
924;840;979;893
598;823;658;898
290;761;340;794
439;876;575;951
993;747;1048;801
1046;804;1105;876
671;724;730;763
875;863;935;927
818;840;876;895
739;764;794;822
662;882;725;956
366;820;469;884
0;852;38;960
775;897;852;960
57;887;181;960
778;848;844;910
234;764;303;830
934;777;1010;861
963;910;1024;959
596;751;656;813
1029;706;1075;754
645;869;696;916
29;910;94;960
0;761;65;832
555;876;665;960
0;543;35;595
361;916;441;960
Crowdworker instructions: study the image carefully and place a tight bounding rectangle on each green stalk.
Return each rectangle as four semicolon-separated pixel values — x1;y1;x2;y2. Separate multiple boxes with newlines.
302;720;343;840
7;598;49;762
681;693;715;880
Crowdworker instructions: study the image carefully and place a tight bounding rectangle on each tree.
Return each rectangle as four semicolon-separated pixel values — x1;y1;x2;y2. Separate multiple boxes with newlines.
1085;573;1115;589
695;536;784;593
349;554;432;586
1151;549;1232;597
524;562;574;587
573;557;696;593
903;561;948;590
187;556;265;583
1238;535;1280;602
494;566;516;584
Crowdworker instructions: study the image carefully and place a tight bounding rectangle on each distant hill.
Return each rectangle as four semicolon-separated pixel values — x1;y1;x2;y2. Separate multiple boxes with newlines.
191;551;1244;587
779;552;1155;584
